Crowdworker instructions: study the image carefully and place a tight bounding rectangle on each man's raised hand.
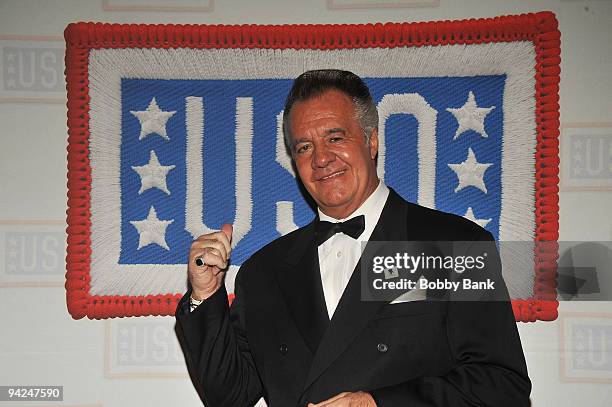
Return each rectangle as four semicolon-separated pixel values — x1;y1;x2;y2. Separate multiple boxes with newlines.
188;224;233;301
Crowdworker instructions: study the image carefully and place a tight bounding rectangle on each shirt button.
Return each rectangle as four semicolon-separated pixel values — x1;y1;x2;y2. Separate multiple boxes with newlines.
336;251;342;258
279;343;288;354
377;343;388;353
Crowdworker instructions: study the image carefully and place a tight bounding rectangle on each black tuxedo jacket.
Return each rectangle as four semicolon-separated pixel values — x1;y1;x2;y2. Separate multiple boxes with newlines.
175;189;531;406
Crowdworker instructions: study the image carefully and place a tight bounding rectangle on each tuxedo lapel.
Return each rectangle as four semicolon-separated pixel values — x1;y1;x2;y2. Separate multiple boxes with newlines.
274;221;330;354
303;189;408;391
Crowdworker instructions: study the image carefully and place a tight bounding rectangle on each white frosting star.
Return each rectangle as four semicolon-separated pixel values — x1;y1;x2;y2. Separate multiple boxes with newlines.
131;150;176;195
463;207;492;228
448;148;493;193
446;91;495;140
130;206;174;250
130;98;176;140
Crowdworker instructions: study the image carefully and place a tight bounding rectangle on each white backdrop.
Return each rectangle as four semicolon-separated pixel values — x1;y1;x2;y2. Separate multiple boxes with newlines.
0;0;611;406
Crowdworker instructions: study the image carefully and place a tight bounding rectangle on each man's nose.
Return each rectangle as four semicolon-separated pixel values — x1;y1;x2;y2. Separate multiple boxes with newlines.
311;146;335;168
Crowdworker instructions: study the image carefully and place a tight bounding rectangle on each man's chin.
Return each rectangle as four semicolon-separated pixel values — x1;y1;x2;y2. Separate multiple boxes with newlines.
316;196;355;216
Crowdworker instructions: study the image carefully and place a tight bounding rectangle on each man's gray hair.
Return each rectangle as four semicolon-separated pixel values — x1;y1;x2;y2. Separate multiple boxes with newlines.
282;69;378;151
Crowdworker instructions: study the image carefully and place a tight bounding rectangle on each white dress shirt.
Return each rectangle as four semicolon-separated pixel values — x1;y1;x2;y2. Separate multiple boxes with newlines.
317;181;389;319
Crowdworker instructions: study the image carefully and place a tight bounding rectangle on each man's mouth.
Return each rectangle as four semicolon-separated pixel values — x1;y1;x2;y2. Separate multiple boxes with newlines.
317;170;346;182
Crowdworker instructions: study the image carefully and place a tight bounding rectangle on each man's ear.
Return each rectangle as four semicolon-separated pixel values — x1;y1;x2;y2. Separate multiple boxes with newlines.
368;128;379;160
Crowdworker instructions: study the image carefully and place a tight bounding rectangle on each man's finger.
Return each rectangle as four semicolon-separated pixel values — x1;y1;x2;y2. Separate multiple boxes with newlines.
217;226;232;256
195;247;224;265
193;250;227;270
194;228;231;256
190;240;228;263
309;392;349;406
221;223;233;243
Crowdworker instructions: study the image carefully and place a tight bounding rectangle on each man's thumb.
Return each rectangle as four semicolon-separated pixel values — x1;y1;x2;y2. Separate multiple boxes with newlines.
221;223;233;242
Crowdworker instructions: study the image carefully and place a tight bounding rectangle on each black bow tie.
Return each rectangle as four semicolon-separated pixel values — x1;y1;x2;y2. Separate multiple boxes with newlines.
315;215;365;246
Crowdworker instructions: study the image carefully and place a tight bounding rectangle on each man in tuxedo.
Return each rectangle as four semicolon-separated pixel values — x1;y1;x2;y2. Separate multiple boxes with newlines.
175;69;531;406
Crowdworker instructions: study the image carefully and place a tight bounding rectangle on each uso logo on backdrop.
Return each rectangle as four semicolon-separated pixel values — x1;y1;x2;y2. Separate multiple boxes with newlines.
64;15;560;320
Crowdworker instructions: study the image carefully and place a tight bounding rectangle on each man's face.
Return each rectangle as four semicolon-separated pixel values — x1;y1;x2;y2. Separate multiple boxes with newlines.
288;89;379;219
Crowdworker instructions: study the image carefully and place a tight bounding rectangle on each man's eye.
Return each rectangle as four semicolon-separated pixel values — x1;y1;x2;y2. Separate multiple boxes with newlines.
296;144;311;154
329;136;343;142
